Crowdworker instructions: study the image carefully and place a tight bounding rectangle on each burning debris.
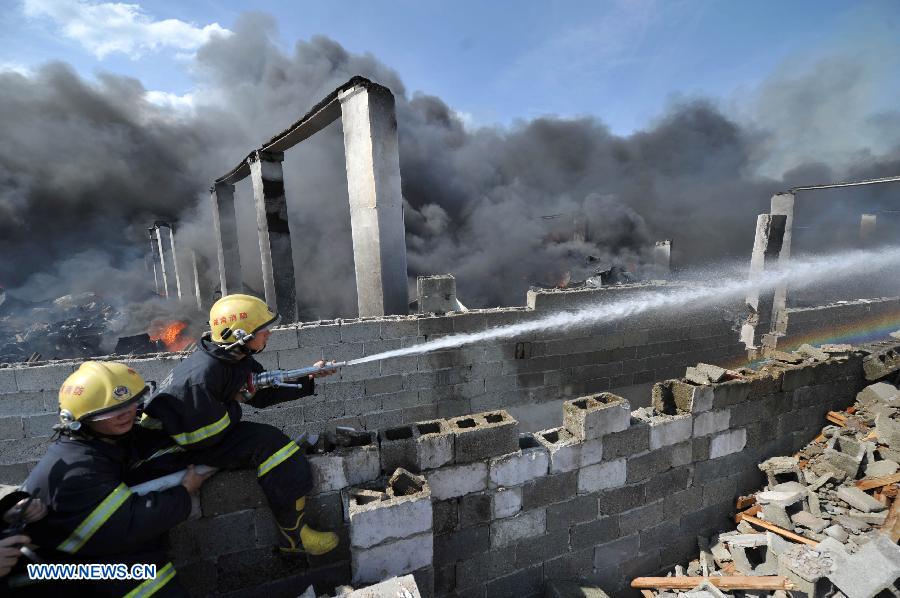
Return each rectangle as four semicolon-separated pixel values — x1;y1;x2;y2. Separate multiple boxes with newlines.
0;287;199;364
633;345;900;598
0;291;114;363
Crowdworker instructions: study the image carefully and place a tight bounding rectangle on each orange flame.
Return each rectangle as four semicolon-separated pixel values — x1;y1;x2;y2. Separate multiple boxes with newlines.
149;320;191;351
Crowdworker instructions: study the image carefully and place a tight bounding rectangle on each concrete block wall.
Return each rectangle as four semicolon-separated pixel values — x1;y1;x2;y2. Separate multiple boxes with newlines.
0;343;889;597
777;296;900;350
0;283;756;484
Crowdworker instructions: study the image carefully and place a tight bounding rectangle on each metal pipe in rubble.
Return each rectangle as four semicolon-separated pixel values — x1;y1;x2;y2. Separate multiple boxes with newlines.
251;361;349;390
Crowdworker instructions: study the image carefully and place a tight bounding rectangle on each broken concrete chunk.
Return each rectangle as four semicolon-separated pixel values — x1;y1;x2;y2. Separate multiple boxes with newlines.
824;525;849;543
849;510;888;525
865;459;899;477
791;510;829;533
758;456;802;488
832;514;871;533
821;344;853;354
856;382;900;408
798;343;830;362
835;486;886;513
874;414;900;448
820;533;900;598
761;503;793;529
772;351;803;364
695;363;729;383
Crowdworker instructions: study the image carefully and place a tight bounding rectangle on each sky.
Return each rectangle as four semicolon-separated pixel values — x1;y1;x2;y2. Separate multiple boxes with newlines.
3;0;897;134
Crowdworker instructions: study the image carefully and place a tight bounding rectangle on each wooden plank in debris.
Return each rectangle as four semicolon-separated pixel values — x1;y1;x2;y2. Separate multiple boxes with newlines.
826;411;847;426
640;590;655;598
856;472;900;491
734;504;761;524
741;515;818;546
631;576;795;591
884;497;900;543
735;495;756;510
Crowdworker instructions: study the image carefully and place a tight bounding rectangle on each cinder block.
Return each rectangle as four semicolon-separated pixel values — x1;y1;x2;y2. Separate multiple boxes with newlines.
264;326;299;351
348;469;432;548
489;445;549;489
414;420;454;470
200;470;266;516
709;428;747;459
693;410;730;437
522;472;577;509
343;437;381;487
0;391;49;416
379;316;420;340
309;434;380;493
297;322;341;347
875;414;900;447
14;363;76;392
450;410;518;463
351;532;433;585
0;417;23;441
426;462;488;500
652;380;713;414
578;458;627;494
276;345;323;368
490;508;546;548
856;382;900;407
579;438;604;468
711;379;752;407
340;319;383;343
535;427;581;473
380;424;418;474
0;371;16;393
602;423;650;460
22;413;58;438
632;410;692;450
493;487;522;519
168;509;257;562
458;492;492;529
562;393;631;440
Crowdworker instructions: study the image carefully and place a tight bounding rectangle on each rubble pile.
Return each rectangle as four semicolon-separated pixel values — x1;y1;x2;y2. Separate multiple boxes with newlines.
635;346;900;598
0;292;117;363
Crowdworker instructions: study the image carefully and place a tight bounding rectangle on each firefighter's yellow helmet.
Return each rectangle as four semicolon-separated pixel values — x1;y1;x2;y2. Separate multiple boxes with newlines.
58;362;147;429
209;294;278;344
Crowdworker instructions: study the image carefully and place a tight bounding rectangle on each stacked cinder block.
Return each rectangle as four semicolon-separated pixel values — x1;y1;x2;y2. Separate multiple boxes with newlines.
348;469;433;587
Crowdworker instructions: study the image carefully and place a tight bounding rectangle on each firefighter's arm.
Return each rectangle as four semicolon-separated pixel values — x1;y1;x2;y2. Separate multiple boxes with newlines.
150;384;238;450
53;474;192;557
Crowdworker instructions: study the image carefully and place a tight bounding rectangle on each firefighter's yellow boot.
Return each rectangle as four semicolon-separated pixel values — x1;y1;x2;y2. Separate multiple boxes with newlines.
277;497;339;556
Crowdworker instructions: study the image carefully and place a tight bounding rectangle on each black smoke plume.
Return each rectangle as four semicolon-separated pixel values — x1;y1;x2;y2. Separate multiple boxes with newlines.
1;13;898;360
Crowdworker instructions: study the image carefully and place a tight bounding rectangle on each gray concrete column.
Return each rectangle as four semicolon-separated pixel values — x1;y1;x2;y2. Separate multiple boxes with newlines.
209;182;243;296
147;227;162;296
191;250;203;312
167;225;184;300
339;84;409;317
248;150;297;322
653;240;672;277
741;213;787;350
769;192;795;334
153;223;171;298
860;214;877;244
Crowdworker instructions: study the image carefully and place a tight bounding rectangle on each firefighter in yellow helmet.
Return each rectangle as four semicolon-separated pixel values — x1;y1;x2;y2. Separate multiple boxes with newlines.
20;362;211;596
141;294;339;557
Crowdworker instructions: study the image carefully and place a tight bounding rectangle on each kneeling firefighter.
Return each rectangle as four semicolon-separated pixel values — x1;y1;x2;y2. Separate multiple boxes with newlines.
140;294;339;556
22;362;212;597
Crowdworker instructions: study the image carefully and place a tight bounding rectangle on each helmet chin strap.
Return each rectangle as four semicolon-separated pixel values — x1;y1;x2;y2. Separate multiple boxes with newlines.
220;328;264;355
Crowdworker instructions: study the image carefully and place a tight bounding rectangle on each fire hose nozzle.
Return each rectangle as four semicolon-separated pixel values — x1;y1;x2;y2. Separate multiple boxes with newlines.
252;361;348;390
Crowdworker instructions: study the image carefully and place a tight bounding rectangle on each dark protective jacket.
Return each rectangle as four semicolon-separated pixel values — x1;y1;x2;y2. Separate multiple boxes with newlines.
142;334;314;449
21;429;192;564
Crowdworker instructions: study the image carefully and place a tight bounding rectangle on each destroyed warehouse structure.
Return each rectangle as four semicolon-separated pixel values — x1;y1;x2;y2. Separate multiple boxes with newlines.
1;78;899;597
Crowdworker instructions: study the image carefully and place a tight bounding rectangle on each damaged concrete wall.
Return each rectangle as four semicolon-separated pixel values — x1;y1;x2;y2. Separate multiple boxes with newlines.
152;347;884;595
775;296;900;351
0;287;890;485
0;338;894;596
